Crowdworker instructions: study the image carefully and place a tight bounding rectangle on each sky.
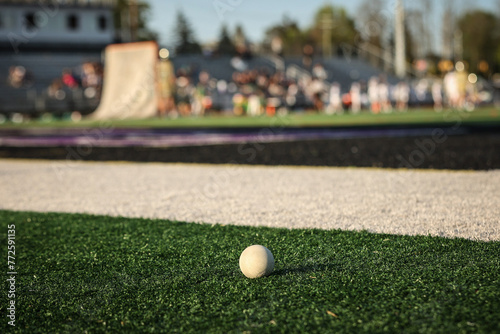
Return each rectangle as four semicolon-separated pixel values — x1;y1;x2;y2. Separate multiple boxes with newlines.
148;0;499;49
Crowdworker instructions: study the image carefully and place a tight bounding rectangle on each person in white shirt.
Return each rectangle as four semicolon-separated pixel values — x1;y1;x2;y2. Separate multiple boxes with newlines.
327;82;343;114
350;82;362;114
432;81;443;111
444;70;459;108
368;77;380;113
395;81;410;112
378;77;392;113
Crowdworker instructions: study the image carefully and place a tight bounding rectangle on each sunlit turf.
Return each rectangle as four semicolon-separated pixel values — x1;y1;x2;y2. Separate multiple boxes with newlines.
1;210;499;333
0;107;499;129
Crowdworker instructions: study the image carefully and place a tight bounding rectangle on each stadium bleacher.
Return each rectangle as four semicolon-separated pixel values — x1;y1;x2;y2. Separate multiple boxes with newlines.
0;53;102;115
0;51;402;115
171;54;397;90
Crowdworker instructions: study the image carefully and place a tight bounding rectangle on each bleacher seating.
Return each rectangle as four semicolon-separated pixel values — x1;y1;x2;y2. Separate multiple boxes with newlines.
0;53;101;115
0;51;398;114
171;55;276;82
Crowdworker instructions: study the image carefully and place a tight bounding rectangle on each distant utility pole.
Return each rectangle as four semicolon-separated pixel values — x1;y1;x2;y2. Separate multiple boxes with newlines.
454;29;463;61
120;5;131;42
129;0;138;42
441;0;454;60
395;0;407;78
322;13;333;59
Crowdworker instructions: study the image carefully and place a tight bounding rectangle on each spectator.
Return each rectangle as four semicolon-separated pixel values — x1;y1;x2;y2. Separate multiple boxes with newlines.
247;93;263;116
350;82;362;114
62;69;78;89
327;82;342;114
47;79;65;100
368;77;380;113
285;81;299;111
312;63;327;81
191;71;211;116
176;75;194;117
414;79;429;104
7;66;33;88
80;62;103;99
394;81;410;112
444;70;459;108
432;80;443;111
378;76;391;113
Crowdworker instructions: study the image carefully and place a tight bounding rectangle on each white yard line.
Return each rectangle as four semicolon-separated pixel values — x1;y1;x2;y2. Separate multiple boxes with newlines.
1;159;499;241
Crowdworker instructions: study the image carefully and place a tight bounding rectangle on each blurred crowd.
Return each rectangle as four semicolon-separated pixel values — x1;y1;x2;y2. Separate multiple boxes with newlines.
6;57;493;117
160;66;328;117
47;62;104;101
7;62;104;101
158;59;490;118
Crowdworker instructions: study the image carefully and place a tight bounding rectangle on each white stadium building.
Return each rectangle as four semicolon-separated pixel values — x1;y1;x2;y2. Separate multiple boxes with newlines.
0;0;116;52
0;0;118;115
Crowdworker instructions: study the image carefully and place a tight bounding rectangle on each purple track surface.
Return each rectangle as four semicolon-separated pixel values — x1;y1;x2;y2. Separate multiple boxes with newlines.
0;127;465;148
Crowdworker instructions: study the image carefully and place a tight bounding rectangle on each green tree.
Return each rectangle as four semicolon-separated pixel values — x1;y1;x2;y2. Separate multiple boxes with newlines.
173;11;202;55
233;25;252;57
357;0;387;49
308;4;358;56
113;0;158;42
216;25;236;55
234;25;247;47
264;16;307;56
458;10;499;73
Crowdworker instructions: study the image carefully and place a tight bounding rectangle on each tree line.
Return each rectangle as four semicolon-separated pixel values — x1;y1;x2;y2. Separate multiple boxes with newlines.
121;0;500;76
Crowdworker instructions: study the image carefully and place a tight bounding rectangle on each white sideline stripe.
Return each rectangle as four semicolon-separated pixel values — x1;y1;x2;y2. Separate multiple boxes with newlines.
0;160;499;241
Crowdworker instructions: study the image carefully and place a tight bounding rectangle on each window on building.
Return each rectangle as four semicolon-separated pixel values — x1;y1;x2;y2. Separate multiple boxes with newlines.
25;13;36;31
98;15;107;31
67;14;79;31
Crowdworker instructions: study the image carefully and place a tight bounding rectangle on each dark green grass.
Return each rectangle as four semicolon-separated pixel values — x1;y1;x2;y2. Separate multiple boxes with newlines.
1;107;499;129
1;211;499;333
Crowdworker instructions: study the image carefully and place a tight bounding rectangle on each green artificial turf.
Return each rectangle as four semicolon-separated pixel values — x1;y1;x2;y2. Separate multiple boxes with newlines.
1;107;499;129
1;210;499;333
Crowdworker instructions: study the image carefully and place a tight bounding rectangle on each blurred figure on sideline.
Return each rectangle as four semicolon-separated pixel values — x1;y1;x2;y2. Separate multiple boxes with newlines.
327;82;342;114
394;81;410;111
465;75;478;111
192;71;211;116
456;62;468;109
368;77;380;113
432;80;443;111
47;79;65;100
310;77;325;112
176;75;194;117
444;69;459;108
312;63;328;81
414;79;428;104
378;76;391;113
247;94;263;116
81;62;103;99
62;68;78;89
8;66;34;88
350;82;361;114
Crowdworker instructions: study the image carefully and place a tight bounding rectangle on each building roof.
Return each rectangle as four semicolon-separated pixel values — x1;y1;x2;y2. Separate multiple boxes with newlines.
0;0;116;8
